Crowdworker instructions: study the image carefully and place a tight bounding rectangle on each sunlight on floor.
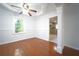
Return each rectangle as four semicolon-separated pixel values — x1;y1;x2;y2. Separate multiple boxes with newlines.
14;48;22;56
54;46;57;51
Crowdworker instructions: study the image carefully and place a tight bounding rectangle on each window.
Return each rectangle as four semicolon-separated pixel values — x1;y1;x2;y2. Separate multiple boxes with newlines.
15;18;24;33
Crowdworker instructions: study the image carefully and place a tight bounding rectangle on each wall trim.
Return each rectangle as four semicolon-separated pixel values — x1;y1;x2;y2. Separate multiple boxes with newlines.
35;37;49;41
0;37;49;45
64;44;79;50
34;37;49;41
0;37;37;45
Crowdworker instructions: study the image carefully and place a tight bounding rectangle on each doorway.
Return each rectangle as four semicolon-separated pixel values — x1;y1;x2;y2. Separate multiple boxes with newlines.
49;16;57;43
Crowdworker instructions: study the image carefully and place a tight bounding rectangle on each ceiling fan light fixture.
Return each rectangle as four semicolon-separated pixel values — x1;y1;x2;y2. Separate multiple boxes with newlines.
23;3;29;10
7;3;43;16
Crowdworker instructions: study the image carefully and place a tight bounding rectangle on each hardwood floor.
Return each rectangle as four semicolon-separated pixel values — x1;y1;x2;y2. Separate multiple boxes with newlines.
63;46;79;56
0;38;79;56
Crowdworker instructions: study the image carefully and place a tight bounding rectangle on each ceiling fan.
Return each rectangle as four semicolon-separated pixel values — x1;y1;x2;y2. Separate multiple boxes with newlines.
9;3;37;16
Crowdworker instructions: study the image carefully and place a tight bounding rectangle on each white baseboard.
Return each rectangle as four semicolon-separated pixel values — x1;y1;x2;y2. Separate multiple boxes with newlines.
0;39;25;45
0;37;34;45
0;37;49;45
64;44;79;50
35;37;49;41
50;40;57;43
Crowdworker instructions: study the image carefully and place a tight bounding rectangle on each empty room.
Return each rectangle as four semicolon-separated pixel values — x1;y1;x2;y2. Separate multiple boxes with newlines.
0;3;79;56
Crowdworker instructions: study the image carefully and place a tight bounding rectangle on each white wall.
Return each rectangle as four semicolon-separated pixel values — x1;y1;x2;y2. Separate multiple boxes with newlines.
0;6;35;45
35;11;57;41
63;4;79;50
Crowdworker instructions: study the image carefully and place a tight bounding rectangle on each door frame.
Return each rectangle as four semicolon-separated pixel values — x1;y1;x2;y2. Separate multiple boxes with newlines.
56;6;64;54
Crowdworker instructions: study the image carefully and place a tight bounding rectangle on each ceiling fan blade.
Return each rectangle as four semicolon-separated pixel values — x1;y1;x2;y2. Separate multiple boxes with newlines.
29;9;37;13
19;11;23;14
28;12;32;16
10;5;21;8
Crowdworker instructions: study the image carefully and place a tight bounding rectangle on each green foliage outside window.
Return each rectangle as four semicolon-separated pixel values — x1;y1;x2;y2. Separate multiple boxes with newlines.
15;19;24;33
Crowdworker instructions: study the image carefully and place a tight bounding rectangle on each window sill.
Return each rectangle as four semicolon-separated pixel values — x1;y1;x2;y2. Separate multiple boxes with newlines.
12;32;26;35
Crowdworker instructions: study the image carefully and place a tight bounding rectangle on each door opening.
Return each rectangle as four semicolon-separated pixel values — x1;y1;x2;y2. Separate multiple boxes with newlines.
49;16;57;43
